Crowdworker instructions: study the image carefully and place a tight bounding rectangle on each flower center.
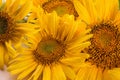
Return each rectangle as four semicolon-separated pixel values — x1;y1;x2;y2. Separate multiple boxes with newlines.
0;12;16;43
86;22;120;69
42;0;78;17
0;17;8;34
33;38;66;65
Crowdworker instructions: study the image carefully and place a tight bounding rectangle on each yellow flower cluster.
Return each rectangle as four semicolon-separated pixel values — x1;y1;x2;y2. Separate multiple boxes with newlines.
0;0;120;80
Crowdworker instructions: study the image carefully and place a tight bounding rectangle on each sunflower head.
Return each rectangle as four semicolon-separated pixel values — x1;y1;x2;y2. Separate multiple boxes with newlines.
29;11;92;65
8;11;92;80
0;0;36;69
41;0;78;18
74;0;120;70
86;21;120;69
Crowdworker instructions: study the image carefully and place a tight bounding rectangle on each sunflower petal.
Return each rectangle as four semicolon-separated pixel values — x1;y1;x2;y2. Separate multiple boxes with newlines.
5;41;17;58
8;0;21;15
4;53;9;65
85;0;98;22
96;68;103;80
8;59;34;71
61;55;88;66
0;45;4;69
52;64;66;80
17;63;37;80
88;66;98;80
43;66;51;80
62;65;76;80
104;0;118;20
28;65;43;80
9;62;36;75
15;0;32;20
103;70;111;80
0;0;2;5
76;66;89;80
33;65;43;80
73;0;90;24
108;68;120;80
4;0;12;11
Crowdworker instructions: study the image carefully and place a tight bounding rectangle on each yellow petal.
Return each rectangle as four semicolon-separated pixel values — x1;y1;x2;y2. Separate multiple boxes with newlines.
9;62;36;75
28;65;43;80
68;33;92;45
62;64;76;80
96;68;103;80
16;23;37;32
33;65;43;80
43;66;51;80
77;34;93;44
104;0;118;20
76;68;86;80
103;70;111;80
108;68;120;80
65;16;78;42
5;41;17;58
4;0;12;12
8;59;34;71
4;53;9;65
68;41;91;51
15;0;32;20
8;0;21;15
88;66;98;80
76;65;91;80
95;0;105;20
0;45;4;69
77;22;91;37
17;63;37;80
47;11;58;38
33;0;48;6
114;11;120;25
60;15;74;41
73;0;90;24
61;55;88;66
9;55;33;64
85;0;98;23
52;64;66;80
0;0;2;5
19;0;27;5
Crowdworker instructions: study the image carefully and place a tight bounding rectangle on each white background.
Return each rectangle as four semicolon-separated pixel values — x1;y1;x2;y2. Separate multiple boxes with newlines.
0;70;14;80
0;66;15;80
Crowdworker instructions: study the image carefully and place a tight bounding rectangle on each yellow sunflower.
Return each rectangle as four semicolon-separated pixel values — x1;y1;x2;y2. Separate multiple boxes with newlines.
7;11;92;80
74;0;120;80
33;0;78;18
0;0;36;69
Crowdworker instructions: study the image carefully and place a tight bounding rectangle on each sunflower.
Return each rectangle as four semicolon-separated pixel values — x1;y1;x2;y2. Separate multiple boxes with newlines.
33;0;78;18
0;0;36;69
74;0;120;80
7;11;92;80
